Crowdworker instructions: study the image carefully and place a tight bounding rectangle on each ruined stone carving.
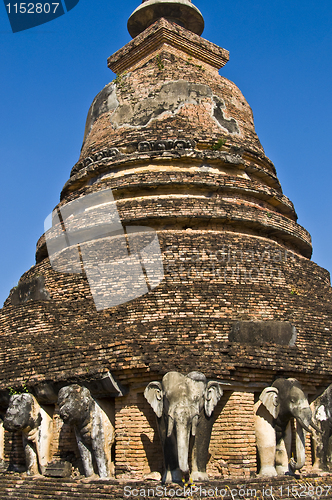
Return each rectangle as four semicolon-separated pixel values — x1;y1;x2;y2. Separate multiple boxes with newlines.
254;378;319;476
144;371;223;483
311;384;332;471
70;138;197;177
3;394;53;475
58;385;114;478
95;78;238;134
138;139;195;152
70;148;120;177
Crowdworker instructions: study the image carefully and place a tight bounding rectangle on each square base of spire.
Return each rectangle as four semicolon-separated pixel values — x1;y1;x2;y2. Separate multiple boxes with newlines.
107;18;229;75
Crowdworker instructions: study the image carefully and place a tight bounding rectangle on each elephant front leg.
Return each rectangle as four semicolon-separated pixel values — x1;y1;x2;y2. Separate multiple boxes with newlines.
157;417;182;484
90;411;111;479
275;421;292;475
22;436;39;476
162;434;182;484
190;447;208;482
311;419;328;471
162;443;182;485
92;435;111;478
190;414;213;482
254;404;277;476
75;429;94;477
163;468;183;484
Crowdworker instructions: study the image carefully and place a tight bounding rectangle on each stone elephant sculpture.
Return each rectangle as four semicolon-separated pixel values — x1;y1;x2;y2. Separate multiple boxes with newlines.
3;393;53;475
310;383;332;471
58;384;114;478
144;371;223;483
254;378;319;476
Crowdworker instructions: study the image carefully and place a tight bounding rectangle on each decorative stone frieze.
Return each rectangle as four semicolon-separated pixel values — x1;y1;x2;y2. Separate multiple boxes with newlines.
138;138;195;152
70;148;120;177
70;139;195;177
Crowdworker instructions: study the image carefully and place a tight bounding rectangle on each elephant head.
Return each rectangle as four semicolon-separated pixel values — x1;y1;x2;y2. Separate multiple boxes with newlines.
4;394;41;432
144;371;223;479
261;378;318;433
58;385;94;428
259;378;318;473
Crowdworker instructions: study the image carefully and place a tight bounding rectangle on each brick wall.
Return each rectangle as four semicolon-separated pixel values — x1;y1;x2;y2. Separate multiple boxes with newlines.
115;390;163;478
208;391;256;478
1;231;332;389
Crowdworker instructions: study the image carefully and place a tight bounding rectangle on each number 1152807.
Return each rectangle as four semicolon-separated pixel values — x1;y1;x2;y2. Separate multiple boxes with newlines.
6;3;60;14
279;484;332;497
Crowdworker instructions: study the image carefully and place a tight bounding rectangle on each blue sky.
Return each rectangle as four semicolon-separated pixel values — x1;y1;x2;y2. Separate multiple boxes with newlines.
0;0;331;306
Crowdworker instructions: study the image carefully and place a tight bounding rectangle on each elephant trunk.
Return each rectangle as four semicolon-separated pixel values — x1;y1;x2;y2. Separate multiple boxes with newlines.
290;407;313;471
175;422;190;474
290;420;306;471
3;417;22;432
167;415;174;438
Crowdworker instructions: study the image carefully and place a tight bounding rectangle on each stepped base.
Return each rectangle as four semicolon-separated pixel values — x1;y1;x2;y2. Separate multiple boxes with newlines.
0;473;332;499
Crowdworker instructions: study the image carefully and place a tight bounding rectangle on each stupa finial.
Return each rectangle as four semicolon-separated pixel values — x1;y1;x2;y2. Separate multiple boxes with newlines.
127;0;204;38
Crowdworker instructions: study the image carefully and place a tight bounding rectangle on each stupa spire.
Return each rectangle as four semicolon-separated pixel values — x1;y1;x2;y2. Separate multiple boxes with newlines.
127;0;204;38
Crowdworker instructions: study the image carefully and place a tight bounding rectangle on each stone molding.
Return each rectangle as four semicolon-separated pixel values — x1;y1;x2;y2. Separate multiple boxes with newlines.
0;372;127;406
68;145;278;189
107;18;229;74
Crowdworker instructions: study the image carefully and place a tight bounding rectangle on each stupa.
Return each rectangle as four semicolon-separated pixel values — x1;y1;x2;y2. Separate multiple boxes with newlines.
1;0;332;483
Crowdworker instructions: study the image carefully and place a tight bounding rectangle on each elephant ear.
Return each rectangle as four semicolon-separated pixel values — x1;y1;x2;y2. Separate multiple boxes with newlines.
259;387;280;419
144;381;164;418
204;381;223;417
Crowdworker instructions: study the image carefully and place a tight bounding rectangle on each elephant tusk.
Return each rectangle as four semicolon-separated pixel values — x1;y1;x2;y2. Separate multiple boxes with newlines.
167;415;174;438
310;421;322;433
301;423;312;434
295;416;315;434
297;420;322;434
191;415;199;436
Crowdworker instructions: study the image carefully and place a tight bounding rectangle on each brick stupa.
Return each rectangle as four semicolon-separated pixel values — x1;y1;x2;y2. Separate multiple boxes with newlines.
1;0;332;479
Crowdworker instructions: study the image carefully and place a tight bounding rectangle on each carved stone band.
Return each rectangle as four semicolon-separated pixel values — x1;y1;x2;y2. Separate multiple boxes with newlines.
70;139;196;177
